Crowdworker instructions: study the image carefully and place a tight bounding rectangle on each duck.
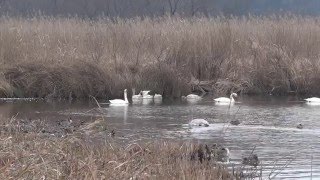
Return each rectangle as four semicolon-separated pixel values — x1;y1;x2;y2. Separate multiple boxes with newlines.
230;119;240;126
132;88;142;100
214;93;237;103
242;154;259;167
189;119;209;127
210;144;230;163
304;97;320;103
296;123;303;129
191;144;230;163
109;89;129;105
58;117;73;127
142;90;153;99
216;147;230;163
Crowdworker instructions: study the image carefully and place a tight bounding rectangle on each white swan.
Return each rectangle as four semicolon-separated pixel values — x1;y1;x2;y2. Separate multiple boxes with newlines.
214;93;237;103
154;93;162;105
182;94;202;104
142;90;153;99
132;88;142;100
186;94;202;100
189;119;209;127
109;89;129;105
154;93;162;99
304;97;320;103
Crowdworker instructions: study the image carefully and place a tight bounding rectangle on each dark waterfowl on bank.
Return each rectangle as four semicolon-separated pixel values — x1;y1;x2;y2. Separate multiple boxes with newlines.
111;129;115;137
58;117;73;127
296;123;303;129
230;119;240;126
211;144;230;163
191;144;230;163
242;154;259;167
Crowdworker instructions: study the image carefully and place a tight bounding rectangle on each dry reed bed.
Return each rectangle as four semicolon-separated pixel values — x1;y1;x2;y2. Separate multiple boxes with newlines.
1;16;320;99
0;117;236;179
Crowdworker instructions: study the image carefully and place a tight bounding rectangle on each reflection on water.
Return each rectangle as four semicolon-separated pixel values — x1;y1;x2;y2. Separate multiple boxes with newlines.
0;96;320;179
107;105;128;124
306;102;320;106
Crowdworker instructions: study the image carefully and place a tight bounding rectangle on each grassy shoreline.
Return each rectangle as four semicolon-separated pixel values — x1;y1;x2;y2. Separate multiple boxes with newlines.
1;16;320;99
0;116;249;179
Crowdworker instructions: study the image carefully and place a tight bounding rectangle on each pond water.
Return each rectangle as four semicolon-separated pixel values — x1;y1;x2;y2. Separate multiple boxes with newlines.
0;96;319;179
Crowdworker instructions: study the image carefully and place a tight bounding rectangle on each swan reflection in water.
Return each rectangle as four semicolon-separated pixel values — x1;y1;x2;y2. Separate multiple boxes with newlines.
132;98;162;106
108;105;128;124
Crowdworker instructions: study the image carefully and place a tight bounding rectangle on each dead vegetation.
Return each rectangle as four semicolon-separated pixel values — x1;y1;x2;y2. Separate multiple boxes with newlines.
1;15;320;99
0;116;242;179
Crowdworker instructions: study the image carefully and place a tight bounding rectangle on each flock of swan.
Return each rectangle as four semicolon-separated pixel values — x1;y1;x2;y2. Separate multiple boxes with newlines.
109;89;162;105
109;89;320;107
108;89;320;128
107;89;320;165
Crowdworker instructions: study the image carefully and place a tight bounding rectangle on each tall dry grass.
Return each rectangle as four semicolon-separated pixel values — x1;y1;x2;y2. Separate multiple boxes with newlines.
0;116;238;179
1;15;320;99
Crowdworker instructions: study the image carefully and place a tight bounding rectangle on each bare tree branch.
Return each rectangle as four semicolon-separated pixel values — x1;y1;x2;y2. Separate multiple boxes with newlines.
168;0;180;16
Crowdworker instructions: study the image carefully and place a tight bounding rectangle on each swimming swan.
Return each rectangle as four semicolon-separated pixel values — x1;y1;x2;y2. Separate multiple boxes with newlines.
109;89;129;105
142;90;153;99
132;88;142;100
304;97;320;103
189;119;209;127
154;93;162;99
214;93;237;103
186;94;202;99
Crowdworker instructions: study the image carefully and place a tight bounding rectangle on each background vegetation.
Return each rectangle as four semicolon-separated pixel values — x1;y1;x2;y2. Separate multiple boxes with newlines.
0;0;320;18
1;16;320;99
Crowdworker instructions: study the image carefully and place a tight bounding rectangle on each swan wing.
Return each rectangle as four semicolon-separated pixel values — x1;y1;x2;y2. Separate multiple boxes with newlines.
132;95;142;99
154;94;162;98
305;97;320;102
186;94;201;99
142;95;154;99
214;97;231;102
189;119;209;126
109;99;128;104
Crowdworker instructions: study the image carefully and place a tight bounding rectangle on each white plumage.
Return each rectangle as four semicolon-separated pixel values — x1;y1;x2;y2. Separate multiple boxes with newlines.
109;89;129;105
304;97;320;103
132;88;142;100
186;94;202;100
189;119;209;127
142;90;153;99
154;93;162;99
214;93;237;103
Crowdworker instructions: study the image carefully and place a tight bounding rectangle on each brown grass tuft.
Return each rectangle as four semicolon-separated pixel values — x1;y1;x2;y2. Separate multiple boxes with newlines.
0;116;238;179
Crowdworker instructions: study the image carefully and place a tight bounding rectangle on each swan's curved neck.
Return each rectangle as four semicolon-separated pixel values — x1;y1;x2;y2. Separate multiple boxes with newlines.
230;94;235;102
124;91;128;102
